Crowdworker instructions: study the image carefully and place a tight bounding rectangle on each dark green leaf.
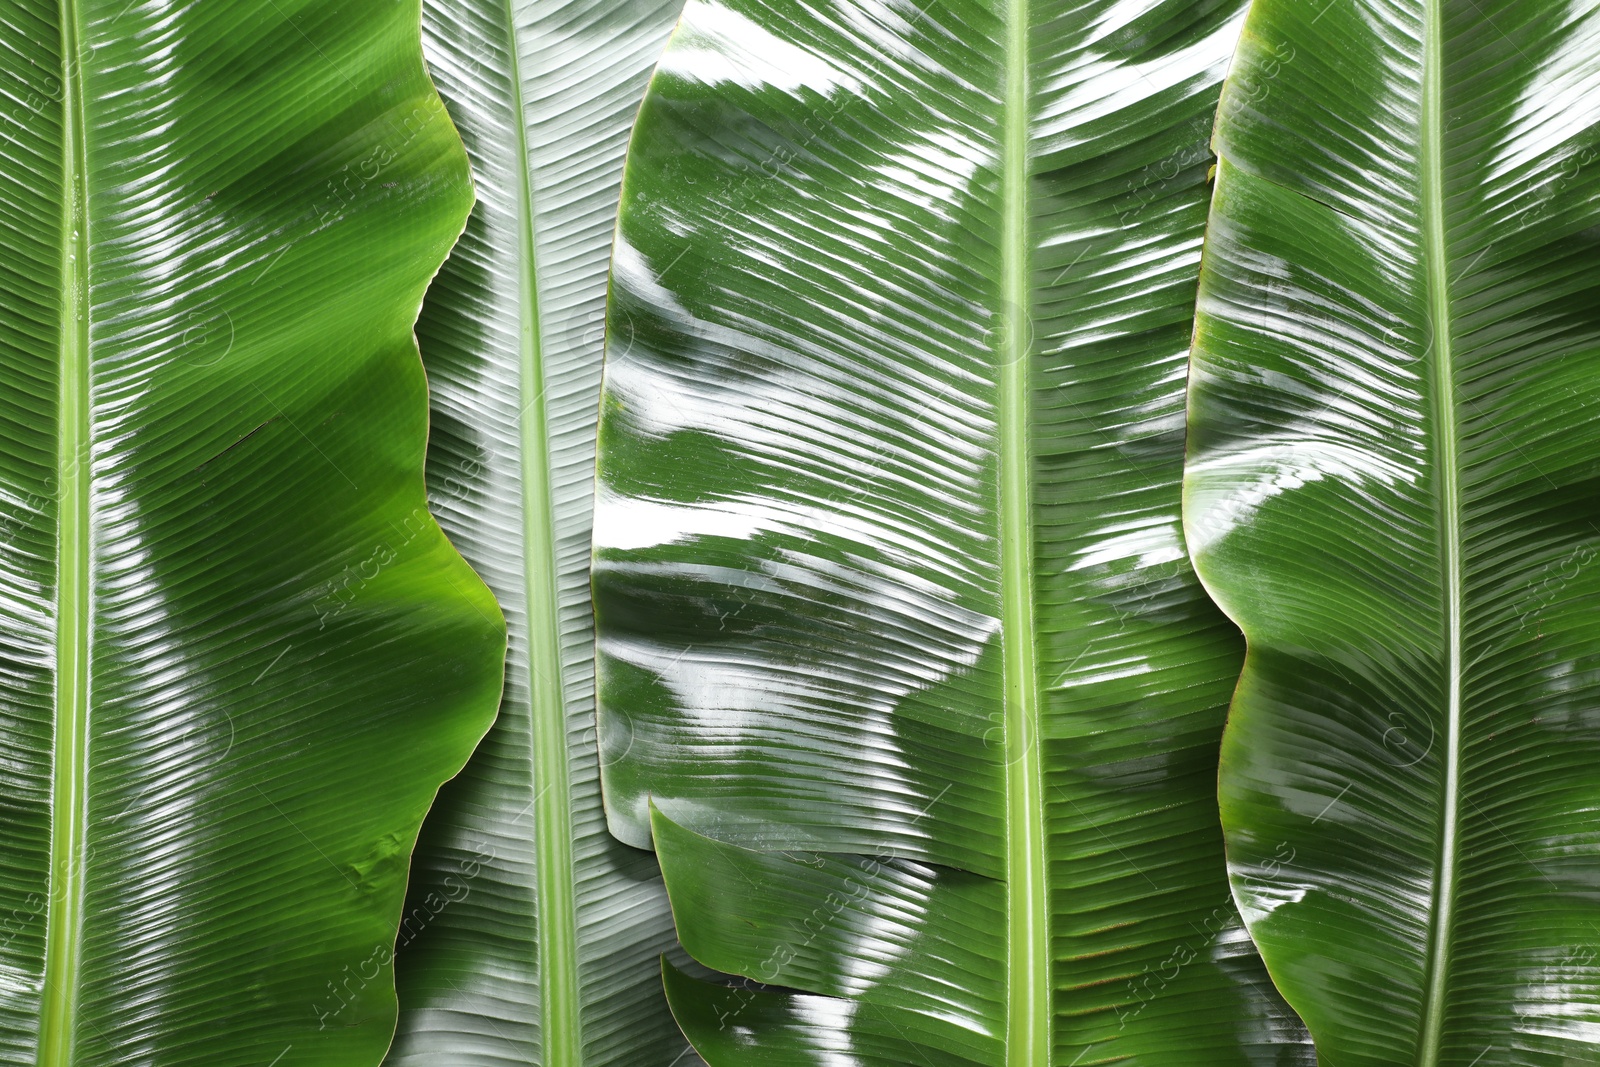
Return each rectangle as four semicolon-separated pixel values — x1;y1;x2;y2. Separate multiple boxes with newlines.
1187;0;1600;1062
593;0;1309;1060
0;0;504;1063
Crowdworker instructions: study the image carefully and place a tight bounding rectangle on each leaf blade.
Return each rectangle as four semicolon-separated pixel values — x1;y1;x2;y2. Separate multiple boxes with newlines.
1187;0;1600;1061
0;0;505;1063
595;0;1310;1060
386;0;694;1063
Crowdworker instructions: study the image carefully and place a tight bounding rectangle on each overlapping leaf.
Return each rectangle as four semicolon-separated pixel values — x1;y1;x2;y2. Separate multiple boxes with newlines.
1186;0;1600;1062
593;0;1309;1060
0;1;504;1064
385;0;693;1063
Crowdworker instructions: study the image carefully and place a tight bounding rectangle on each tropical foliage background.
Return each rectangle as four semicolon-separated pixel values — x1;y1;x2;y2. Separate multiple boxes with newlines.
2;0;1597;1064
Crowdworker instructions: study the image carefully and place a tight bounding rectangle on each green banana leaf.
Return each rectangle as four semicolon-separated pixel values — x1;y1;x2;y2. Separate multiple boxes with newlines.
592;0;1309;1061
384;0;694;1063
0;0;505;1064
1186;0;1600;1063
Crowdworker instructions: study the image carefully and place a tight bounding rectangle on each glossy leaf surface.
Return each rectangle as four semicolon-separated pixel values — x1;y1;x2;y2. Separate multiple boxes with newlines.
385;0;693;1063
593;0;1308;1061
1186;0;1600;1062
0;1;504;1063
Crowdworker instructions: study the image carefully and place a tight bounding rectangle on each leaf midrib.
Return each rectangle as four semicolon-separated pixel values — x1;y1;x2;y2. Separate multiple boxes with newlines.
41;0;92;1062
498;1;584;1060
1417;0;1461;1058
998;0;1050;1059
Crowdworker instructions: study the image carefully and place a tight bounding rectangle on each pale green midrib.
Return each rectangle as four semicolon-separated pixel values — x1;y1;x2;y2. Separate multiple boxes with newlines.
1416;0;1460;1061
997;0;1050;1060
41;0;91;1063
499;4;583;1061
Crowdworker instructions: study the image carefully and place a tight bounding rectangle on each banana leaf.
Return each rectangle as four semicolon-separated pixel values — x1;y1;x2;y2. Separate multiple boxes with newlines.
592;0;1309;1060
384;0;694;1063
0;0;504;1063
1186;0;1600;1063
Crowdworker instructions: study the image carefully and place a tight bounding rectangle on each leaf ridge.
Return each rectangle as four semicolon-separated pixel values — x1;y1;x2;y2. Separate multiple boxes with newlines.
497;0;585;1057
998;0;1050;1059
1417;0;1461;1058
40;0;91;1060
